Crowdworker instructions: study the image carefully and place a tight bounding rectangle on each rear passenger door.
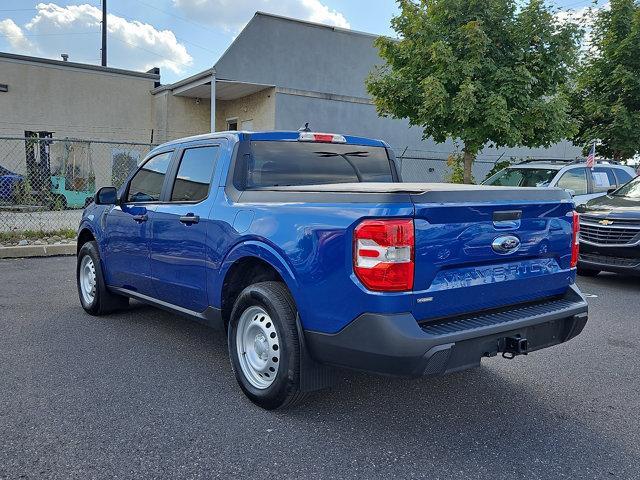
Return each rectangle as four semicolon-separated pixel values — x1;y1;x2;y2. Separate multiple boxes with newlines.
590;166;618;195
149;143;221;312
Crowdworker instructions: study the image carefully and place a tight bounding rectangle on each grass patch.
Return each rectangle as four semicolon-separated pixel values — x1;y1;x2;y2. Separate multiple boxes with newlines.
0;228;76;243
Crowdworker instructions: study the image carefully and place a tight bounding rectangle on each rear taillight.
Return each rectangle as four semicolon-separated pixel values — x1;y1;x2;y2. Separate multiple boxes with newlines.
353;219;414;291
571;211;580;268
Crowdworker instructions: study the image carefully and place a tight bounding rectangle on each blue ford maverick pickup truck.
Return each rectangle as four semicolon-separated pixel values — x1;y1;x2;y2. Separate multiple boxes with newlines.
77;130;588;409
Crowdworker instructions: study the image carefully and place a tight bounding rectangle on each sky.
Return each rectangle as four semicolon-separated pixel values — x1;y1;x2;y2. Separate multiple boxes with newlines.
0;0;600;85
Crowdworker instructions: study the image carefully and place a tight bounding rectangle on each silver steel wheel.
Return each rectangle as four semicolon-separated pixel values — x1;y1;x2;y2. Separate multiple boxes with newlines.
79;255;97;305
235;306;280;389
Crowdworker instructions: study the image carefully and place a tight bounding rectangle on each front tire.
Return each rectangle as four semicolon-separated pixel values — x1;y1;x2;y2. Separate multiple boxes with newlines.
228;282;307;409
77;241;128;315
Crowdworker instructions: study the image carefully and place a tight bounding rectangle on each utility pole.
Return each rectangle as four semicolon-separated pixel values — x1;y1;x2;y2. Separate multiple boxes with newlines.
101;0;107;66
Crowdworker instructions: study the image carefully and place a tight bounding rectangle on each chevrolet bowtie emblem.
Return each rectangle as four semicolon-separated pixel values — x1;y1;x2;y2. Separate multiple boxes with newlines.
598;219;614;226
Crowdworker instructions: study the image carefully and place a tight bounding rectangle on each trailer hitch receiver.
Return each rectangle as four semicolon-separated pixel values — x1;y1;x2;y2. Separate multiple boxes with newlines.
500;336;529;359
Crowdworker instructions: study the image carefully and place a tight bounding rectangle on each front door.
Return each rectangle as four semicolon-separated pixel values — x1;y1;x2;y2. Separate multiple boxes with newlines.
556;167;591;205
150;144;220;312
103;150;173;296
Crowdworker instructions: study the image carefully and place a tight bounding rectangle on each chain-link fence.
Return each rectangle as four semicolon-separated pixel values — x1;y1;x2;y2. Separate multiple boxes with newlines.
393;147;498;183
0;136;156;234
0;136;528;235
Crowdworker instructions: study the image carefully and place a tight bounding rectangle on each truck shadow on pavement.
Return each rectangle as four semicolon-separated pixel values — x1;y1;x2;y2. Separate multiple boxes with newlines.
4;258;637;478
108;300;638;478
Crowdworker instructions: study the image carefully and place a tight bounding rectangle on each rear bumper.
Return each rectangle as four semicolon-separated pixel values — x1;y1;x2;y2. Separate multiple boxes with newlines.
304;284;588;377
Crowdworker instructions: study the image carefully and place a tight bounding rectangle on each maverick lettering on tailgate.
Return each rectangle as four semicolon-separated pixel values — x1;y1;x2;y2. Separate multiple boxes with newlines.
429;258;560;291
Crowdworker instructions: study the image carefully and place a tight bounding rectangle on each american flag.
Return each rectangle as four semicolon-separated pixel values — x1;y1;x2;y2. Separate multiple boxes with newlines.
586;142;596;168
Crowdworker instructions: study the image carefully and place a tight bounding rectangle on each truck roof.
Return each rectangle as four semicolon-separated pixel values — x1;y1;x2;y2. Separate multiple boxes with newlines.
154;130;389;150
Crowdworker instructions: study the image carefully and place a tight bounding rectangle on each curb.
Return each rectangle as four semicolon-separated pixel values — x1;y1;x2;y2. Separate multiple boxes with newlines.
0;243;77;259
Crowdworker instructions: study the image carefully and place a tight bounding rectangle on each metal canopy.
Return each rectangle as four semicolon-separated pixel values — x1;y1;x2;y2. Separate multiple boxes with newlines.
172;78;273;100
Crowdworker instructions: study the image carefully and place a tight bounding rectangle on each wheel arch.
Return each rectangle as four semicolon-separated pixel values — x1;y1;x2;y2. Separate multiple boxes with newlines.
77;225;96;254
217;241;300;330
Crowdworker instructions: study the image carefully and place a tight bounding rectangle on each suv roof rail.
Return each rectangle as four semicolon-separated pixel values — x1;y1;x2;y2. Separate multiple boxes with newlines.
515;158;623;166
516;158;577;165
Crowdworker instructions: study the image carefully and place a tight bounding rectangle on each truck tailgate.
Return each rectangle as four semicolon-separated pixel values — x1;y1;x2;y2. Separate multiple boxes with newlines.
409;187;575;323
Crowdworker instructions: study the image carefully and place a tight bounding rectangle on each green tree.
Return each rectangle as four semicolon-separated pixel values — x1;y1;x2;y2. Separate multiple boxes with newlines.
571;0;640;161
366;0;581;183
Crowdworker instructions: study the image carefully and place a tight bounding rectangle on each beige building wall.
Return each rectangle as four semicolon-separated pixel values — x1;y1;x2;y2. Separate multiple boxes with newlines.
0;56;156;142
215;88;276;131
0;55;160;189
152;91;211;144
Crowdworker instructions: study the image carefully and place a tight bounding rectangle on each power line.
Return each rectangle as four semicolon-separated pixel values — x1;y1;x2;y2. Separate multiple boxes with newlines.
109;7;219;55
0;32;98;38
129;0;221;35
110;36;181;64
561;0;598;9
0;8;39;12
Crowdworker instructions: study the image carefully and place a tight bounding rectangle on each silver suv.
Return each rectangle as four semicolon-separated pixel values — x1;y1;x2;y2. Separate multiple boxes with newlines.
482;160;636;205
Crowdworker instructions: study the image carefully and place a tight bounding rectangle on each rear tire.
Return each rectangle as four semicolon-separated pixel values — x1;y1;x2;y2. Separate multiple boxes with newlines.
228;281;307;409
77;241;129;315
577;266;601;277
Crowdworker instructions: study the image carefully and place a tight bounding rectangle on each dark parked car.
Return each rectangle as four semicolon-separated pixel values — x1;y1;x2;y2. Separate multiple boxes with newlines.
0;165;24;202
577;175;640;276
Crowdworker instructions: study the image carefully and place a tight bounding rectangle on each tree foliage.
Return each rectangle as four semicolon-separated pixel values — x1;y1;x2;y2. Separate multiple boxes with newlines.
571;0;640;160
446;153;473;184
366;0;582;183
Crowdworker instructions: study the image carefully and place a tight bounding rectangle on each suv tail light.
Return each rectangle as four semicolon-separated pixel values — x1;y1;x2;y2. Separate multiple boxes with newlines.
353;219;414;291
571;211;580;268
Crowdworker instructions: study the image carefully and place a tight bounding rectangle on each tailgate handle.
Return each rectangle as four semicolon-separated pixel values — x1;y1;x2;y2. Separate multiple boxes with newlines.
180;214;200;224
493;210;522;222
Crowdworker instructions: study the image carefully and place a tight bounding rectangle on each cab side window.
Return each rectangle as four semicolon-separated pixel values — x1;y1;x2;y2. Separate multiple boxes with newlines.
556;168;588;195
614;168;633;185
170;146;219;202
591;167;617;193
127;151;172;202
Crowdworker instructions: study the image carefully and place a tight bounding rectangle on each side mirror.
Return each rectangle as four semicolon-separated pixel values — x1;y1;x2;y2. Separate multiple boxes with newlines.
564;188;576;197
95;186;118;205
607;187;617;194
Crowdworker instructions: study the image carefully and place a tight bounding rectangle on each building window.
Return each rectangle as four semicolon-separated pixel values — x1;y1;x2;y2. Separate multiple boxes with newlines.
226;118;238;131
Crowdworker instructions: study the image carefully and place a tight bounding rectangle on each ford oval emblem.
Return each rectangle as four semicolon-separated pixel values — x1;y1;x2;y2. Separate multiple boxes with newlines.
492;235;521;255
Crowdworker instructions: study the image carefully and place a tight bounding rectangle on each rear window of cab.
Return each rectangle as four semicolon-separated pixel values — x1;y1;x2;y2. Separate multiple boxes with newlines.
240;141;394;188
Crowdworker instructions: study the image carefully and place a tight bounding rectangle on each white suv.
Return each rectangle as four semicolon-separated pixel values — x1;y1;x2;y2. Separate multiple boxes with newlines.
482;161;637;205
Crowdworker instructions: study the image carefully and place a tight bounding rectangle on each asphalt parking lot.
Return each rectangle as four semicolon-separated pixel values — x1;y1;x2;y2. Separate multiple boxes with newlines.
1;256;639;479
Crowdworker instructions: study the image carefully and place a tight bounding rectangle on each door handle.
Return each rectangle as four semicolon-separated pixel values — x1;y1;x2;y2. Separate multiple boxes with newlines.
179;214;200;224
133;214;148;223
